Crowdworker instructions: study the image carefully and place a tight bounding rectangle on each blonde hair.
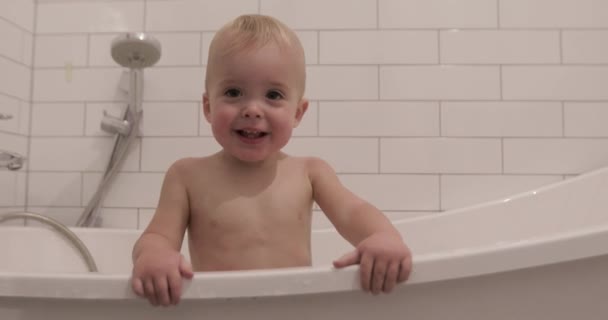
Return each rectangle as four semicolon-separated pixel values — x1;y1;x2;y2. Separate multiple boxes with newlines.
205;14;306;96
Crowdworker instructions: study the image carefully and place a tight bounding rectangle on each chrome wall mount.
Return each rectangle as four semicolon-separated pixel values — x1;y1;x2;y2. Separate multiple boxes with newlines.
0;150;25;170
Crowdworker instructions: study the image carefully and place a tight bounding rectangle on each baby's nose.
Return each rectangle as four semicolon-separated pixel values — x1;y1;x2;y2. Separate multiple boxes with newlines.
241;105;263;119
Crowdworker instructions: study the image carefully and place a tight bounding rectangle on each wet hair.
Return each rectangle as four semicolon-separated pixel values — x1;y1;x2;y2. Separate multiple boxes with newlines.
205;14;306;96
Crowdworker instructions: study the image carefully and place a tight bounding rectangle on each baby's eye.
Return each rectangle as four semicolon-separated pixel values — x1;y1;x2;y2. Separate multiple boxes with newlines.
266;90;284;100
224;88;242;98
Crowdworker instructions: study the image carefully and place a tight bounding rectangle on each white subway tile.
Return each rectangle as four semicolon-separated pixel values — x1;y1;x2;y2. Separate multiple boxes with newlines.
0;94;21;134
201;32;214;65
0;18;25;62
141;137;220;172
381;66;500;100
85;103;124;137
296;31;318;65
17;101;30;136
29;137;140;172
31;103;85;136
15;172;26;206
0;172;17;206
504;139;608;174
35;35;88;67
21;31;33;66
381;138;502;174
503;66;608;100
320;31;437;65
143;67;205;101
28;172;82;207
37;1;144;33
293;101;318;137
0;57;31;101
0;132;28;157
0;0;35;32
262;0;376;29
34;68;124;102
565;103;608;137
441;174;563;210
89;34;117;67
441;30;560;64
96;208;138;229
306;66;378;100
83;172;164;208
380;0;497;29
501;0;608;28
563;31;608;64
198;102;212;136
146;0;258;31
141;102;199;137
152;33;201;67
442;102;563;137
138;208;155;229
25;207;82;227
339;174;439;211
319;102;439;137
284;138;379;173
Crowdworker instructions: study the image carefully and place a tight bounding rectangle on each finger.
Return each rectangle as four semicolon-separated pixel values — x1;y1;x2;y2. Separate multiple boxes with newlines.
398;257;412;283
168;271;183;305
179;255;194;279
333;250;360;268
359;253;374;292
132;277;144;297
154;277;171;307
371;259;387;295
383;261;400;293
144;280;158;306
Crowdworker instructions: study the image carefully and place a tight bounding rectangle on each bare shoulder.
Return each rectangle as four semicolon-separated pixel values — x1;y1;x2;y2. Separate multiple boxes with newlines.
300;156;336;178
168;156;214;177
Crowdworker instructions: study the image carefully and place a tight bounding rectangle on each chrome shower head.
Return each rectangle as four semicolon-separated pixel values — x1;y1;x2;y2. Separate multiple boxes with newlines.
111;33;161;68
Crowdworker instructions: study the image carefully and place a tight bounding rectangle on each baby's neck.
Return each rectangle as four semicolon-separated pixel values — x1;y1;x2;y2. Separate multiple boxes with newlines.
218;151;286;172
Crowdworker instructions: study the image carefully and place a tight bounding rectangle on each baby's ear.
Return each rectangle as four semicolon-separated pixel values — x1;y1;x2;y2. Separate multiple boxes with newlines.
293;98;309;127
202;93;212;123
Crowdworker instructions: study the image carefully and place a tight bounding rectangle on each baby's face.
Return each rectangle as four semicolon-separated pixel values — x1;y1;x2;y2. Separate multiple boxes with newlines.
203;43;307;163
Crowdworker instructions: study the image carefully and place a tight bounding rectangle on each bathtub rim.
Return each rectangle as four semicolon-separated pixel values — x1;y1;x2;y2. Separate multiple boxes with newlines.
2;165;608;300
1;223;607;300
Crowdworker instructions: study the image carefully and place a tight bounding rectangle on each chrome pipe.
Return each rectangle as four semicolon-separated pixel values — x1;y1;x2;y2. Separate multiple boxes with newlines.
0;212;98;272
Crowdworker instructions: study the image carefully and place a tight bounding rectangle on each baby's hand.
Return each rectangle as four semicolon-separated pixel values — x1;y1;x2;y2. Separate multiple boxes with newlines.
131;250;193;306
333;232;412;295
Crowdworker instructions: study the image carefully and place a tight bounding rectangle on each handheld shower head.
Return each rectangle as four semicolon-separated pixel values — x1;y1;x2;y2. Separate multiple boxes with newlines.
111;33;161;69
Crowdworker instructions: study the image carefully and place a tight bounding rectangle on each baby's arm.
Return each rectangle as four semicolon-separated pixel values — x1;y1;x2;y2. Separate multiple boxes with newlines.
131;160;194;306
308;158;412;294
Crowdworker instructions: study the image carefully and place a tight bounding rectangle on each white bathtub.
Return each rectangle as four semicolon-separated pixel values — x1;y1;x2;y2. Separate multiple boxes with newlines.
1;167;608;320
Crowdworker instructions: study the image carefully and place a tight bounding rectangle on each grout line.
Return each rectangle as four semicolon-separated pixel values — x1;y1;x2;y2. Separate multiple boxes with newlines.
438;174;442;211
376;0;380;29
143;0;148;31
377;138;382;173
559;29;564;64
561;101;566;137
496;0;501;28
501;137;505;174
438;101;443;136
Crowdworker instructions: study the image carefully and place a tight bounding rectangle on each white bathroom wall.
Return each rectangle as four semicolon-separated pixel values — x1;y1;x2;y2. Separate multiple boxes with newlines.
0;0;35;219
24;0;608;229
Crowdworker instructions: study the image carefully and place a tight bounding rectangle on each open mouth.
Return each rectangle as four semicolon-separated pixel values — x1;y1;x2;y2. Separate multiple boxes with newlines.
235;129;269;139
